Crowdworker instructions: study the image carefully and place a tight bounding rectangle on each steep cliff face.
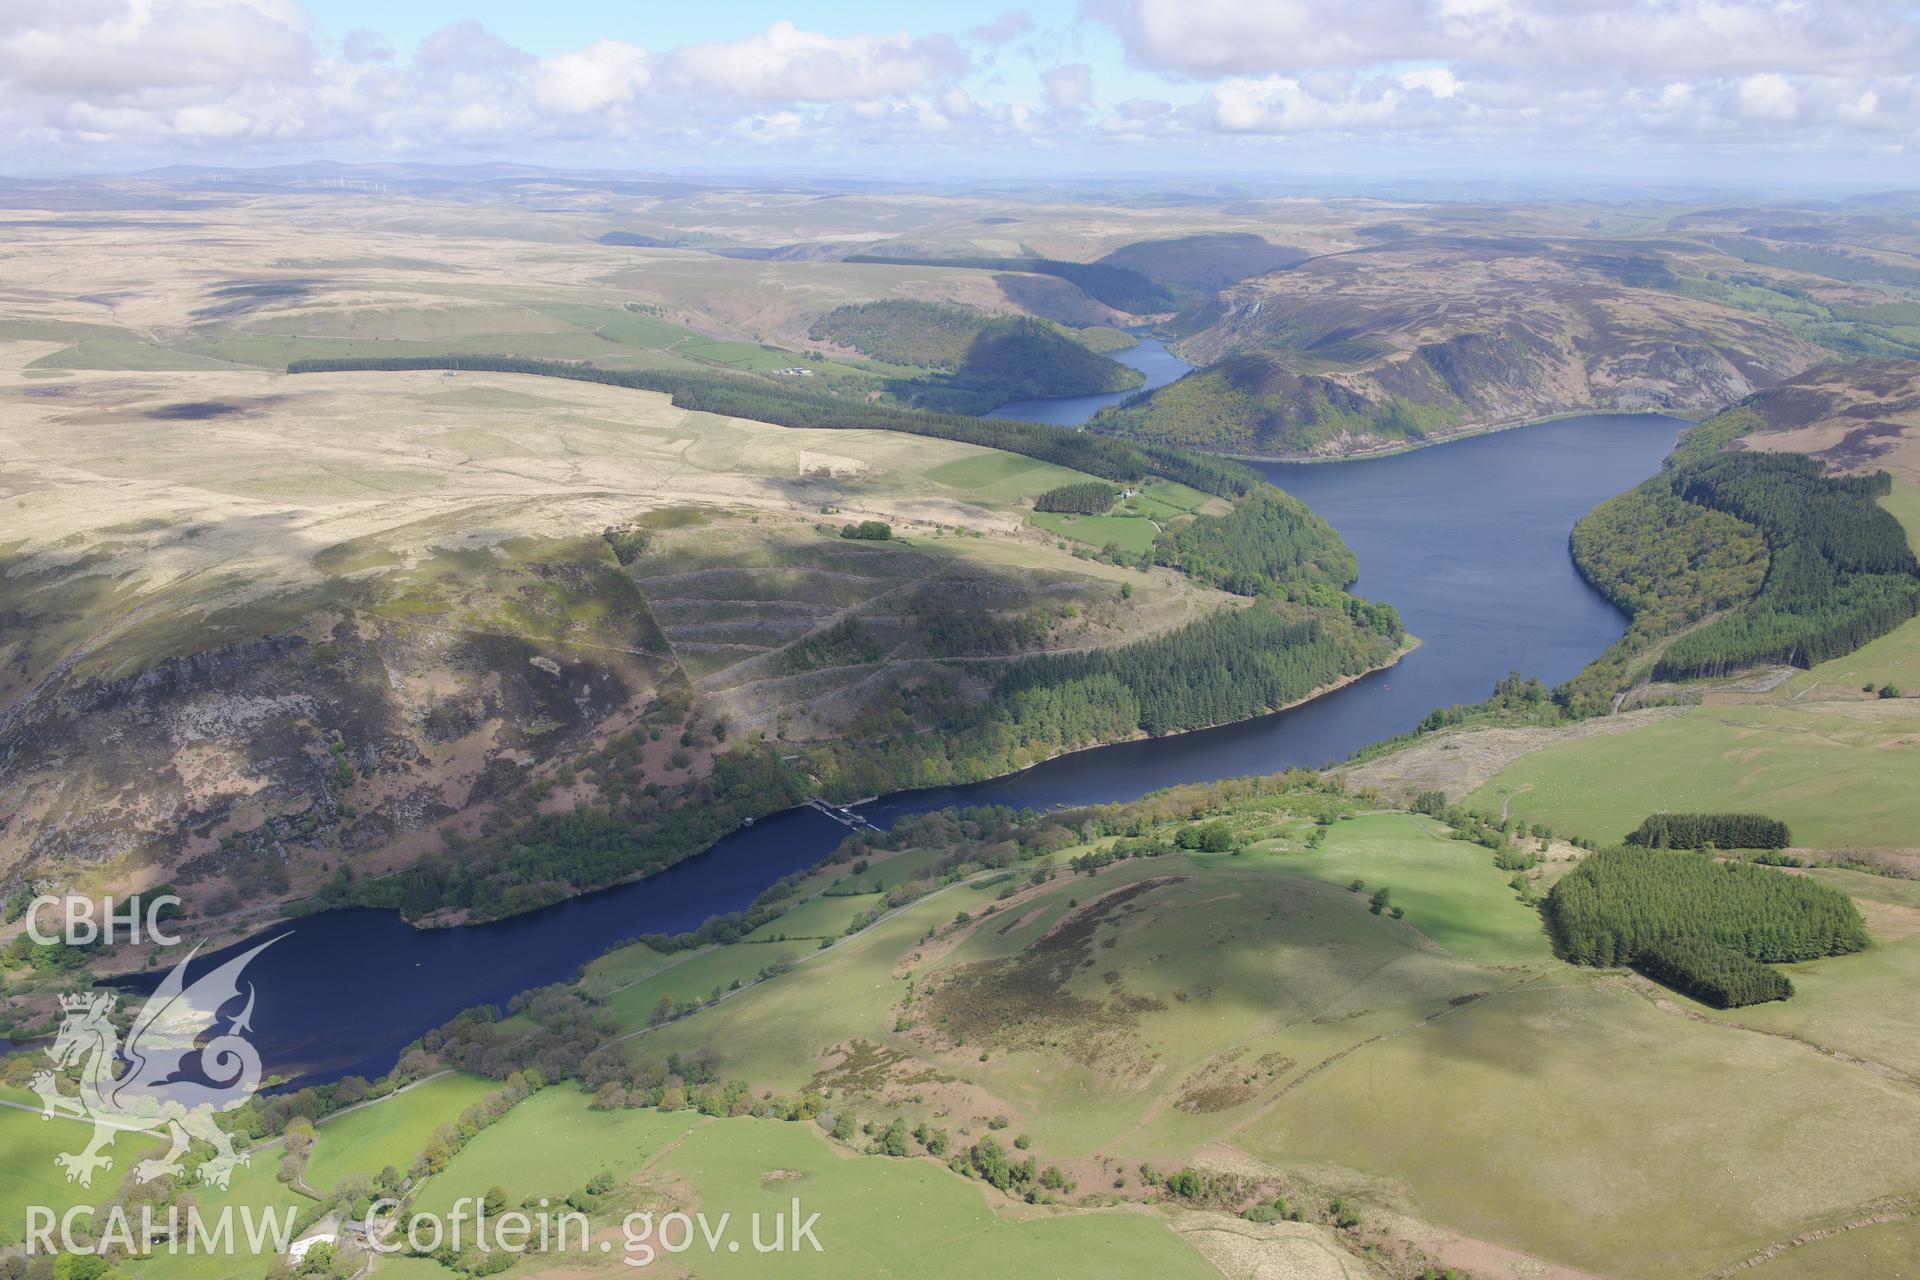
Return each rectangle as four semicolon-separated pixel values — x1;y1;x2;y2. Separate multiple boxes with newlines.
1096;235;1825;457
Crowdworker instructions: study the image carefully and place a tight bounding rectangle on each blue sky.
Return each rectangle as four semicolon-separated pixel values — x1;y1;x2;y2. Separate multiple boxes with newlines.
2;2;1917;184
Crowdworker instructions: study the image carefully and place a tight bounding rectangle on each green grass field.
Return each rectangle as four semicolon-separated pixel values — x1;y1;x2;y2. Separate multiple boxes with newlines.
922;452;1104;503
743;892;882;942
640;1117;1220;1280
613;803;1920;1276
1030;511;1159;554
0;1093;308;1280
29;340;243;371
1468;699;1918;848
605;944;797;1028
122;1157;310;1280
411;1085;700;1216
584;941;672;988
1239;973;1920;1280
14;294;876;379
834;845;950;892
304;1073;499;1194
1118;481;1212;519
1257;813;1553;965
638;817;1561;1159
1692;867;1920;1078
0;1104;125;1229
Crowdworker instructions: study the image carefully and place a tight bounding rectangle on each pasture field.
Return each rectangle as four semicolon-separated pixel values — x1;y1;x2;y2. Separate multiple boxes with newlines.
0;1103;120;1229
31;340;243;372
1028;478;1220;551
123;1159;310;1280
1690;867;1920;1078
639;1117;1222;1280
1030;511;1160;554
637;817;1563;1160
1888;478;1920;551
1467;699;1920;848
411;1086;700;1216
1779;610;1920;702
356;1259;446;1280
581;941;671;988
615;797;1920;1278
834;844;951;892
1118;480;1216;519
1239;974;1920;1280
922;451;1098;503
604;944;800;1029
1743;1218;1920;1277
1253;813;1553;965
304;1073;499;1193
741;892;882;942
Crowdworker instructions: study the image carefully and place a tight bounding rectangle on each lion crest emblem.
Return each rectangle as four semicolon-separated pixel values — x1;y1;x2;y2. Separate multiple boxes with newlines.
32;935;282;1189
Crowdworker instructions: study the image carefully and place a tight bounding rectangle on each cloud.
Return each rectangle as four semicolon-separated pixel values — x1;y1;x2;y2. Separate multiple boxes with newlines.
664;21;966;103
412;20;525;75
0;6;990;161
969;11;1035;45
1399;67;1461;99
1042;64;1092;111
1737;72;1799;121
0;0;314;95
1101;0;1431;77
1206;75;1406;133
0;0;1914;173
340;29;391;64
534;39;649;115
1091;0;1920;152
1098;0;1920;79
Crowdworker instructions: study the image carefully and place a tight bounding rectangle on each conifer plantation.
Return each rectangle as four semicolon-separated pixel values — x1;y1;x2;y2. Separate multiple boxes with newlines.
1546;846;1866;1006
1034;481;1120;514
1625;813;1791;849
1650;454;1920;678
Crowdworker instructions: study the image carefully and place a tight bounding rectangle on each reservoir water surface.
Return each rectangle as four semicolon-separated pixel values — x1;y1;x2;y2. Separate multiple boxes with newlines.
114;353;1684;1085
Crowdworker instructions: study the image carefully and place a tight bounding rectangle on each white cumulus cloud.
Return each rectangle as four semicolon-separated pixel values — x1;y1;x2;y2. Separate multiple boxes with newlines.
665;21;966;103
534;39;649;115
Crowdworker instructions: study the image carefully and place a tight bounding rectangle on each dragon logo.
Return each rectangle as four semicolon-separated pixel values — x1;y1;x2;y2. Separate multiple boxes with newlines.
31;936;282;1190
